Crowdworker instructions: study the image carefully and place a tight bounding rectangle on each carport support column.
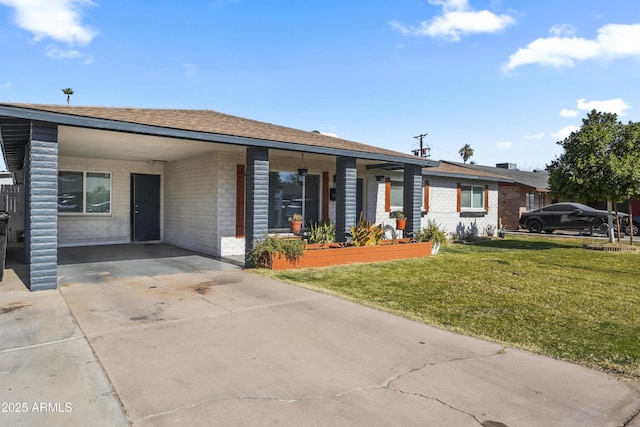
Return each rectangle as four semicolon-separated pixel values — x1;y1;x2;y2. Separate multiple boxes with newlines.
25;122;58;291
403;164;422;236
244;147;269;267
335;156;357;242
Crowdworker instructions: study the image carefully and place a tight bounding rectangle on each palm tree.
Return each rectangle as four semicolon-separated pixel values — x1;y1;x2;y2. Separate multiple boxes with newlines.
458;144;474;163
61;88;74;105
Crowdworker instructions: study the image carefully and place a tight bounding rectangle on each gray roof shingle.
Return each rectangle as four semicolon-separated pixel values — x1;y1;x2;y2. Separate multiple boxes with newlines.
0;103;435;165
442;161;549;191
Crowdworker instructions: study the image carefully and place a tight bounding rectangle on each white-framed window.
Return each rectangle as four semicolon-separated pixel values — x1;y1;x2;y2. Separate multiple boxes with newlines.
58;171;112;214
389;180;404;210
388;179;426;212
460;185;485;210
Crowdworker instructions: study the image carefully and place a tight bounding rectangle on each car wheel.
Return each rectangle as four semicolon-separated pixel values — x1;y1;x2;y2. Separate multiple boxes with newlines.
527;220;543;233
625;224;639;236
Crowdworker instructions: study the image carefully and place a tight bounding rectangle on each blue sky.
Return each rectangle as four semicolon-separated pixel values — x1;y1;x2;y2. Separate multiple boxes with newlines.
1;0;639;172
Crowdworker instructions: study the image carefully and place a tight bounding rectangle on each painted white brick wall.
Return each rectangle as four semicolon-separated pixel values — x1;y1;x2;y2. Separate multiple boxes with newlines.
216;151;245;256
57;156;163;246
163;152;218;255
423;177;498;238
372;172;499;239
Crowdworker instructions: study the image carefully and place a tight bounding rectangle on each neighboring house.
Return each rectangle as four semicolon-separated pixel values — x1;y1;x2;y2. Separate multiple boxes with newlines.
0;103;438;291
442;161;551;230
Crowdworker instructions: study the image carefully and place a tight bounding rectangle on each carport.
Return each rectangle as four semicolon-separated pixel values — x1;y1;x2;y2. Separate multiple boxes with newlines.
0;103;436;291
57;243;242;286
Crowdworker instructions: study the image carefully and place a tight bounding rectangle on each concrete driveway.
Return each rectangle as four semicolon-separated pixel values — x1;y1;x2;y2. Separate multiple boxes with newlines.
1;244;639;426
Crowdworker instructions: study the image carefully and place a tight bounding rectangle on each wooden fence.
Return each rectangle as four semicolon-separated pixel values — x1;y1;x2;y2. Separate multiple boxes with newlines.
0;184;25;243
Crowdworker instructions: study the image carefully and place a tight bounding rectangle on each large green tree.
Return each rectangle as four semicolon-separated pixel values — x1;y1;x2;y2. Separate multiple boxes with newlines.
616;121;640;243
546;110;637;242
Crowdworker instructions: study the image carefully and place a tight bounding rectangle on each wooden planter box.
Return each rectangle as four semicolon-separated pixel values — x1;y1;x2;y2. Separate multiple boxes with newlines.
270;240;433;270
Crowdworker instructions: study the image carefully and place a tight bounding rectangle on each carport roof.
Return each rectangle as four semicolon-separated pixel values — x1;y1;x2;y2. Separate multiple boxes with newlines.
0;103;438;171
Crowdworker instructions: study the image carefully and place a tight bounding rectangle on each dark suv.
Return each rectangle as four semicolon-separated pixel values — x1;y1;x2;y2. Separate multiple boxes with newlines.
518;202;626;234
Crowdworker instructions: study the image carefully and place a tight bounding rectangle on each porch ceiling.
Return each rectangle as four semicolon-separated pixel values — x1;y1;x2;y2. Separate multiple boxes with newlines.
59;126;244;162
0;117;29;171
60;127;388;167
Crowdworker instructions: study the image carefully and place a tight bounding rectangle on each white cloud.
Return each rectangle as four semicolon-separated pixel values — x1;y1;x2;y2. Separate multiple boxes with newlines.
576;98;631;116
0;0;96;45
390;0;515;42
549;24;577;37
496;141;512;149
46;45;83;59
503;23;640;71
0;82;11;90
525;133;545;140
560;108;579;118
551;125;580;140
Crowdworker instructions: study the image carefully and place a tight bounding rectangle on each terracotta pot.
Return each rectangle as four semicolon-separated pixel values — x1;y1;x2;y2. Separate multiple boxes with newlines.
290;220;302;234
396;219;406;230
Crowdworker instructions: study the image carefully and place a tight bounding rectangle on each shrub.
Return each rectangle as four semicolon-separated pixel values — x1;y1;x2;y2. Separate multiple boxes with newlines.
413;220;447;246
250;235;306;268
309;221;336;244
350;217;383;246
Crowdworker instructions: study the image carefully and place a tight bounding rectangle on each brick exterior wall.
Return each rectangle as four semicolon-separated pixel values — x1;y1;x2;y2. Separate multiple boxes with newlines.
425;177;499;238
335;157;357;242
373;173;499;239
215;151;245;256
403;165;423;235
57;156;163;246
498;185;525;230
498;184;552;230
163;152;218;255
244;147;269;266
26;123;58;290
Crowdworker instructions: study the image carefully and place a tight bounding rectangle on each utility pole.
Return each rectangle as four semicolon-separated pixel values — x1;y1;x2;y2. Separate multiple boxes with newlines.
412;133;430;157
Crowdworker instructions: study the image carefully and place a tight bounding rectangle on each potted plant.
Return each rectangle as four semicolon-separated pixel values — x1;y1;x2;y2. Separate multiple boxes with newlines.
413;220;447;255
289;213;303;234
393;211;406;230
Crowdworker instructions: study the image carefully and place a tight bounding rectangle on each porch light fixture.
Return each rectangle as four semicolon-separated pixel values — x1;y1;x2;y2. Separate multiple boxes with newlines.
376;175;385;182
298;153;308;176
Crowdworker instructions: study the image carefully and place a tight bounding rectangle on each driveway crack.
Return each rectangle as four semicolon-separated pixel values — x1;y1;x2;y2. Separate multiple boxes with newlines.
622;404;640;427
137;353;502;425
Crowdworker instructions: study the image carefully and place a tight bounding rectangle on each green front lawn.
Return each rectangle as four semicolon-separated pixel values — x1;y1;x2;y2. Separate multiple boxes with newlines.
255;236;640;379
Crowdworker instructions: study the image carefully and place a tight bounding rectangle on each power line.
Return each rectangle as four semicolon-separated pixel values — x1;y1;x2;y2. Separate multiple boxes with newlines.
412;133;430;157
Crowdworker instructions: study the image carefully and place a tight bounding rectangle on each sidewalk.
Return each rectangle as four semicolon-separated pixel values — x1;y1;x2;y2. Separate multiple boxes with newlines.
0;266;128;427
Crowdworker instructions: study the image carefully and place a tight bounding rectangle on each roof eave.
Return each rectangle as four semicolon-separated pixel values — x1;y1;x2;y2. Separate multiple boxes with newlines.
0;105;435;167
424;170;512;183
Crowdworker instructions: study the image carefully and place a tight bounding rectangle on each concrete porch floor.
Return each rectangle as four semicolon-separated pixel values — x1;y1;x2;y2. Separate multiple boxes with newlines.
57;243;243;286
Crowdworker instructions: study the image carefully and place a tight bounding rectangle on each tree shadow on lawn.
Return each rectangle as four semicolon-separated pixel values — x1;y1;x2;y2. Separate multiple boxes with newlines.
469;239;578;251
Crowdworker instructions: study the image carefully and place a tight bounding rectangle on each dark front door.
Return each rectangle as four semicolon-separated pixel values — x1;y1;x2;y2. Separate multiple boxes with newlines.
131;174;160;241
